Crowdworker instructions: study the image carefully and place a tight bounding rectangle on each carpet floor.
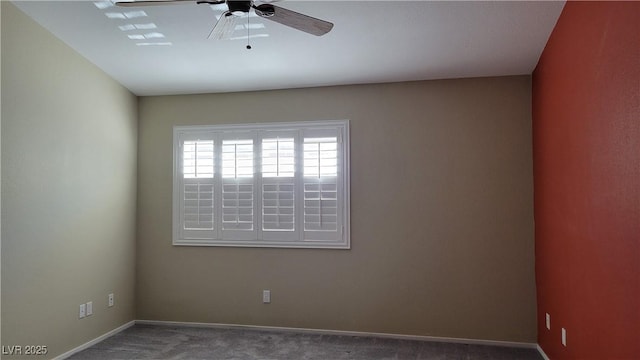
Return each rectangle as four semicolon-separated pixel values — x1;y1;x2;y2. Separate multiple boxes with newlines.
67;324;544;360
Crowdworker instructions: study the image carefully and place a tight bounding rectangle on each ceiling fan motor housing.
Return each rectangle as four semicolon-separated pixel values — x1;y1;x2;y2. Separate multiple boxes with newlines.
227;0;252;13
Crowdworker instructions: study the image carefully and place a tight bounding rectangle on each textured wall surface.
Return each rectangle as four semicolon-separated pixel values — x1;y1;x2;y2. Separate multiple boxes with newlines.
533;2;640;358
137;76;537;342
1;3;138;358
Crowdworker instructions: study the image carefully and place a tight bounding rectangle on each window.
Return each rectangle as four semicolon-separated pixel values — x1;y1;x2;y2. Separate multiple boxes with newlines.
173;120;350;249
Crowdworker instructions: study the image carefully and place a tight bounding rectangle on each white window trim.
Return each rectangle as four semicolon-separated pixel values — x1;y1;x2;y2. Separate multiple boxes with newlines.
172;120;350;249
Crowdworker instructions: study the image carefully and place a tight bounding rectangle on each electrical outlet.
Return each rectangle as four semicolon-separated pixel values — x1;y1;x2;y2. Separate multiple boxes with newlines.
108;293;114;307
86;301;93;316
79;304;86;319
546;313;550;330
561;328;567;346
262;290;271;304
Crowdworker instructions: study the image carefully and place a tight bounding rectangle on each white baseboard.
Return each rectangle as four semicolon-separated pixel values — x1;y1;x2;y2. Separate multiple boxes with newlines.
135;320;538;349
537;344;551;360
53;320;135;360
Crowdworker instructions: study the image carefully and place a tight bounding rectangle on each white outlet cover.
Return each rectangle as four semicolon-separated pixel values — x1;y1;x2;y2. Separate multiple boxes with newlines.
262;290;271;304
79;304;86;319
562;328;567;346
86;301;93;316
546;313;550;330
108;293;114;307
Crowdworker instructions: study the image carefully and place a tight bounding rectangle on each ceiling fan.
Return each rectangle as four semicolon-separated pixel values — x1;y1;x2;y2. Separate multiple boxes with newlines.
115;0;334;41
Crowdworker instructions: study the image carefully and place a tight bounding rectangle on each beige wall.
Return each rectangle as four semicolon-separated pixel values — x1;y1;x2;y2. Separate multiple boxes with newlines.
1;3;137;358
137;76;536;342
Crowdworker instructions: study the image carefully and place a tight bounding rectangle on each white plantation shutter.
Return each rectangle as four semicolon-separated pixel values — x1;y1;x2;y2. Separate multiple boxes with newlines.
178;138;216;240
173;121;349;248
303;131;342;242
221;137;257;240
261;133;298;241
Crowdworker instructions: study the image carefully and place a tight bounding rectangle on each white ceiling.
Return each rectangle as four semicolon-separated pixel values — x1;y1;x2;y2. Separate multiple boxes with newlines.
13;0;565;96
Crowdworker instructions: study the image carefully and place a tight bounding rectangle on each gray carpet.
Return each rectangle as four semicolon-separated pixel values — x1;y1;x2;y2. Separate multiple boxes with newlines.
67;325;544;360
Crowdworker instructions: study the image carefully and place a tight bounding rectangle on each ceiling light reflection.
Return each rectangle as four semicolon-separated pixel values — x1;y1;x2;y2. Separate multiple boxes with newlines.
119;23;158;31
135;23;157;30
94;1;114;10
105;12;126;19
144;32;165;39
99;3;169;44
124;10;147;18
128;32;166;40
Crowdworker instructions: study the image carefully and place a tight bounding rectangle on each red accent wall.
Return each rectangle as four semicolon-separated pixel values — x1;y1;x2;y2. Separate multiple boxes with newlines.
533;2;640;359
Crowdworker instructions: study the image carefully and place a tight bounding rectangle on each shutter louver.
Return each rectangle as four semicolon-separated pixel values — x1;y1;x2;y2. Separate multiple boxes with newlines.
303;137;339;233
181;140;215;239
262;137;295;233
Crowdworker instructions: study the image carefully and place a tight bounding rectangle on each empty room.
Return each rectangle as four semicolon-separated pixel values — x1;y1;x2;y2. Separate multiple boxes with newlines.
1;1;638;359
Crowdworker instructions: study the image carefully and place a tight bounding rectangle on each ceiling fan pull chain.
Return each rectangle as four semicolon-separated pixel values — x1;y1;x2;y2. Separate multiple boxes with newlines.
246;12;252;50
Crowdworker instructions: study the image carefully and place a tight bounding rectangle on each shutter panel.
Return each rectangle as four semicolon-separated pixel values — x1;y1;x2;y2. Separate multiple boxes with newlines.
262;181;295;231
221;138;257;240
303;133;342;242
260;134;298;241
180;139;216;240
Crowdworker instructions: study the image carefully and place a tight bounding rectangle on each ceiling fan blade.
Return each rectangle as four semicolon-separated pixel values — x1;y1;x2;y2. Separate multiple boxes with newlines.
208;11;241;40
115;0;195;7
255;4;333;36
